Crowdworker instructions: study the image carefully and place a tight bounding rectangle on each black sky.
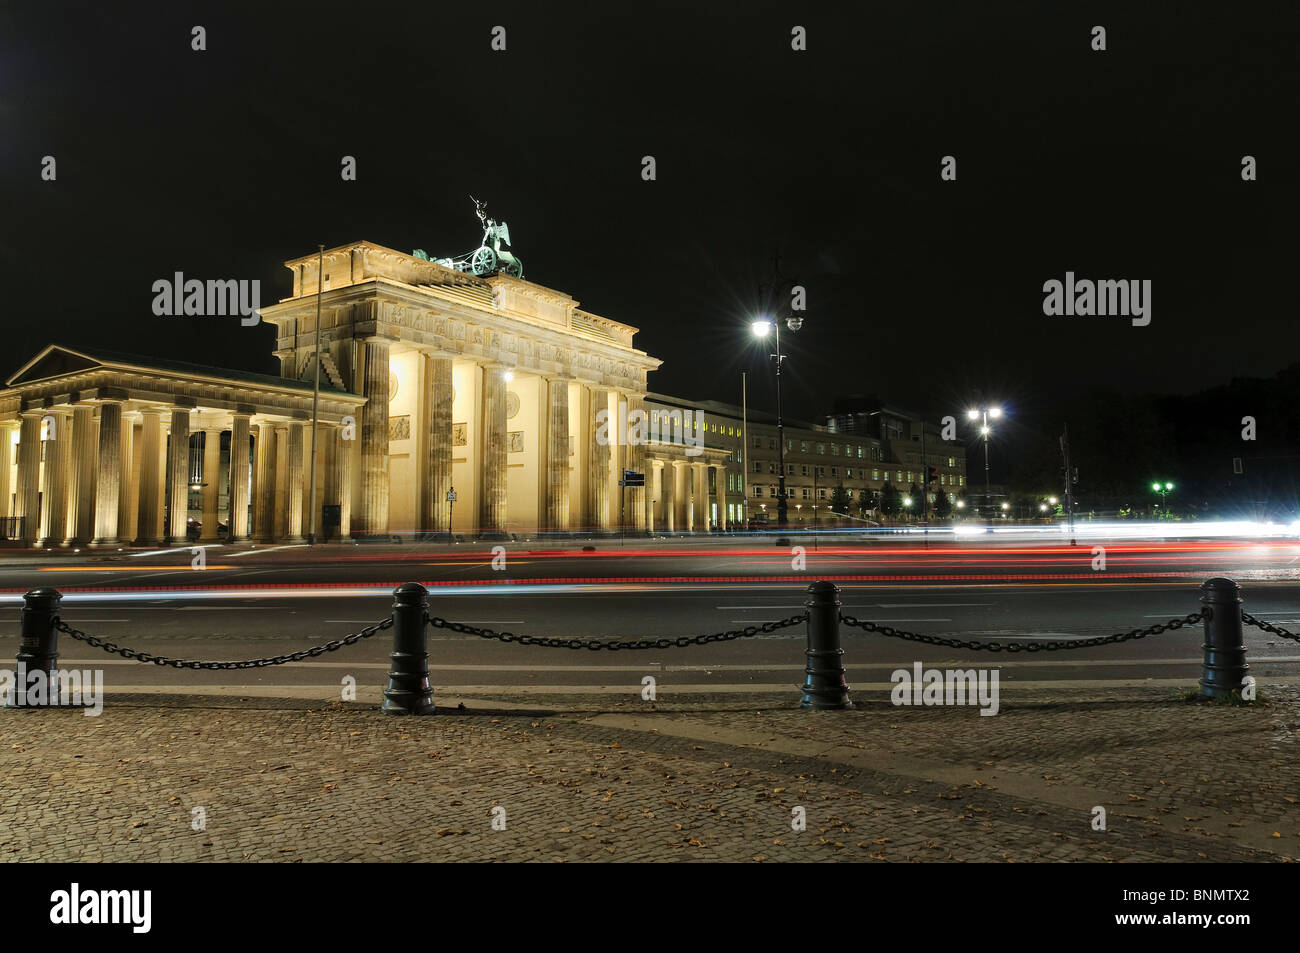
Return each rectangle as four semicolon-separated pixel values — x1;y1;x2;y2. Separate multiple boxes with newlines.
3;0;1297;444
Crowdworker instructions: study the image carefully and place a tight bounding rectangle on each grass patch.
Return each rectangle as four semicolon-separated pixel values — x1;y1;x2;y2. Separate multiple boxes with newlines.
1175;687;1267;706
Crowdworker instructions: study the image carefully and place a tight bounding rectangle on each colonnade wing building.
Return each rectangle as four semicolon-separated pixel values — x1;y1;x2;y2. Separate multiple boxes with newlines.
0;241;691;546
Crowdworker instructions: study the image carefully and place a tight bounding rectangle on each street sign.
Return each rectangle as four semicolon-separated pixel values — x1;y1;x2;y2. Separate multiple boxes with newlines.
446;490;458;502
621;470;645;487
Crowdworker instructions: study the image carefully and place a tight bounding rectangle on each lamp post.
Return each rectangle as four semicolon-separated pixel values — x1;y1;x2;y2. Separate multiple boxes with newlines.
752;315;802;528
1151;480;1173;516
966;405;1003;518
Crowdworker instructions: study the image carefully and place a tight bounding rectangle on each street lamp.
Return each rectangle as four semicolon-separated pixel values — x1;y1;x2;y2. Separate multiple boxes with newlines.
966;405;1005;518
752;313;803;528
1151;480;1174;515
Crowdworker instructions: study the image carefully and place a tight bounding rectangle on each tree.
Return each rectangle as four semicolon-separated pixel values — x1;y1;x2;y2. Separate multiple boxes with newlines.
829;483;853;524
933;489;952;519
857;488;878;520
880;482;901;519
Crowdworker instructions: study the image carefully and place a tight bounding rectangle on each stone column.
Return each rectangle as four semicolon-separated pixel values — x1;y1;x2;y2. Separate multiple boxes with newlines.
0;420;16;523
587;387;610;533
254;422;278;542
166;408;191;546
662;460;676;532
693;461;709;532
199;429;221;543
65;406;96;545
90;403;123;546
14;412;42;545
38;412;69;547
273;425;289;541
134;410;164;545
479;364;507;535
714;465;728;531
625;394;647;531
228;413;252;541
546;377;570;531
358;336;391;538
422;354;453;535
335;425;354;541
118;415;139;545
286;420;305;542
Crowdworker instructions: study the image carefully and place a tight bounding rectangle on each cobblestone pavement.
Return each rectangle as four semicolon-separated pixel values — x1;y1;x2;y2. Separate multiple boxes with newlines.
2;686;1297;862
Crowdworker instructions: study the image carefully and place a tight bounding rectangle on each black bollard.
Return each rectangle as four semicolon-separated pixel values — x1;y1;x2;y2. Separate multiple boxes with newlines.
800;580;853;710
1199;577;1249;699
12;588;62;708
381;583;436;715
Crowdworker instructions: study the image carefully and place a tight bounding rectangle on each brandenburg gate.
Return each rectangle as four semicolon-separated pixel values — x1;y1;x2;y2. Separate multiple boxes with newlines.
0;239;668;544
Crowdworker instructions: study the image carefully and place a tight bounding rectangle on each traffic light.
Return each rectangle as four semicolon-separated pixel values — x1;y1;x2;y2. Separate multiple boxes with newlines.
927;466;938;484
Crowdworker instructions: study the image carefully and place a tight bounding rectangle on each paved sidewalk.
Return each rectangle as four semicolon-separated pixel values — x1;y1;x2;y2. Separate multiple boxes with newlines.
2;686;1297;862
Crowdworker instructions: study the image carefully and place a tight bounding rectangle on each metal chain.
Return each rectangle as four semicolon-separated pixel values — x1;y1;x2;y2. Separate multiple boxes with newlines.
1242;611;1299;642
53;616;394;670
838;608;1209;653
425;612;808;650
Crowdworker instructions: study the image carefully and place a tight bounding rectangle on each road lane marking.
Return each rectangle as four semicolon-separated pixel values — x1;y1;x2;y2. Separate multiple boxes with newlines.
874;603;994;608
225;545;310;557
62;656;1300;671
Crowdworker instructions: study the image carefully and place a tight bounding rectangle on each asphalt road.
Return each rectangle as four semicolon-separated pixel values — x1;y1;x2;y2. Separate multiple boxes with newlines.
2;534;1298;697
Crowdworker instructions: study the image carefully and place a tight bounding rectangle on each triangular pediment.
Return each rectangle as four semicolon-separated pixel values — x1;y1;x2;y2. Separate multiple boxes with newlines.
5;345;104;387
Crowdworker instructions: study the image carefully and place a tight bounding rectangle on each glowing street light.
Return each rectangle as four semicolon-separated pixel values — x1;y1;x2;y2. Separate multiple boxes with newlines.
750;301;805;528
967;404;1006;518
1151;480;1175;513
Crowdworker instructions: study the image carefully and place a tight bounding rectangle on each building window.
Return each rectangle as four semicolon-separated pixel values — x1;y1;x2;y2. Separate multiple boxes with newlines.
753;436;762;448
873;469;879;480
801;464;808;476
831;467;838;478
752;460;761;473
753;485;763;497
817;443;825;455
802;488;810;499
846;468;852;479
817;466;825;478
769;437;776;449
818;488;826;500
801;441;808;453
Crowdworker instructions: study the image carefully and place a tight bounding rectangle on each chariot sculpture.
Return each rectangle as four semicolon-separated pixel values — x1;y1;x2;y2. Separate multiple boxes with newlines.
414;197;523;278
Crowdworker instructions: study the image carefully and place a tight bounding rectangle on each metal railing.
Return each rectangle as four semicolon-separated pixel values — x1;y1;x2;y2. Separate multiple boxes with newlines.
8;577;1277;713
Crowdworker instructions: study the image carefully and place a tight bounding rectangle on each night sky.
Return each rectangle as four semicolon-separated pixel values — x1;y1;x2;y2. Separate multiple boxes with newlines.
4;2;1297;477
